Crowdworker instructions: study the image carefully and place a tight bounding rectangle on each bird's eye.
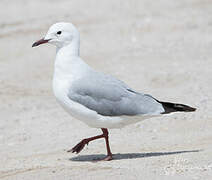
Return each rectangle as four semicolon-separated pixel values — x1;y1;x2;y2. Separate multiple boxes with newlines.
57;31;62;35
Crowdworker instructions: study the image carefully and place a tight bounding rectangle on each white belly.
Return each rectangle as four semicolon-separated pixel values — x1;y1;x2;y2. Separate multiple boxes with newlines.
53;77;157;129
53;88;154;129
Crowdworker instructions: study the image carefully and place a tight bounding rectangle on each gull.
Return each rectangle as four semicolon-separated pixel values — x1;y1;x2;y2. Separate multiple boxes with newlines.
32;22;196;161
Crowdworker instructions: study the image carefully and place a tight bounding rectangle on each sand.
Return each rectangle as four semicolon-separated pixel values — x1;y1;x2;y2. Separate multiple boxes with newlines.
0;0;212;179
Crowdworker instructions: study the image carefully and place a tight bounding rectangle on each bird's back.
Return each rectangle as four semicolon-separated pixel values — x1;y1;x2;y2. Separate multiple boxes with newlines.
68;67;165;116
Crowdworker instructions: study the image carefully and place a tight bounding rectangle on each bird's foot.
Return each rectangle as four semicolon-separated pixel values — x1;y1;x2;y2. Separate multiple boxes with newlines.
67;139;89;154
93;154;113;162
102;154;113;161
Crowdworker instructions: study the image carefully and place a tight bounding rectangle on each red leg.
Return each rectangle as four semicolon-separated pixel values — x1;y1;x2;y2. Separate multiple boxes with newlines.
68;128;113;161
67;133;105;153
101;128;113;161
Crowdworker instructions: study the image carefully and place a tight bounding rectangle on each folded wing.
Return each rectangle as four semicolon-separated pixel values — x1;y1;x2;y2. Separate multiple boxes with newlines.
68;71;164;116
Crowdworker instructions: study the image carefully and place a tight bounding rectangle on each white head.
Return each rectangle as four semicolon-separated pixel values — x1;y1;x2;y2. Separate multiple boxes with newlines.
32;22;80;48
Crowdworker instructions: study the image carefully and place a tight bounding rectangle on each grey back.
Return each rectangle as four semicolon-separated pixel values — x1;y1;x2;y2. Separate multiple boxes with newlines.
68;71;164;116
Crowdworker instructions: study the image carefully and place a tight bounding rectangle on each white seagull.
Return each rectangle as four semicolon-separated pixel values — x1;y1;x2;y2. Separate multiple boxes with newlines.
32;22;196;161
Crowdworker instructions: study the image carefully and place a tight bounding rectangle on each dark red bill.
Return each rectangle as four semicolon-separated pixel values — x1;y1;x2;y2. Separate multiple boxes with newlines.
32;38;50;47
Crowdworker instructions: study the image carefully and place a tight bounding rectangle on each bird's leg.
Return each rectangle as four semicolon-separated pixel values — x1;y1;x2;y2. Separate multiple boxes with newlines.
68;128;113;161
68;133;105;154
101;128;113;161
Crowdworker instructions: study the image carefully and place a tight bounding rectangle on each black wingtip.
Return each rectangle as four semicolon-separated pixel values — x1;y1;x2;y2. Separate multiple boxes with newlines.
184;106;196;112
159;101;196;114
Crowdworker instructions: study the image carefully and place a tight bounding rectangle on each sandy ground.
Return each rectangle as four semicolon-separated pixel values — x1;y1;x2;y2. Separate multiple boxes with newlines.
0;0;212;179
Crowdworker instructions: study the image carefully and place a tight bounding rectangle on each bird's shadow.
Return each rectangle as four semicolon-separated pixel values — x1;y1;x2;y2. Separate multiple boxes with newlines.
69;149;200;162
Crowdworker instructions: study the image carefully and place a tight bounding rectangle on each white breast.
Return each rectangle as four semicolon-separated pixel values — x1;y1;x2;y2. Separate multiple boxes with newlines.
52;48;155;129
53;77;154;129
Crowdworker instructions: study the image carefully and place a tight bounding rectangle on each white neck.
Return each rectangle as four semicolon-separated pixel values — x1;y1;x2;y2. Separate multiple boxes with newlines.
53;37;89;84
55;37;81;74
56;37;80;57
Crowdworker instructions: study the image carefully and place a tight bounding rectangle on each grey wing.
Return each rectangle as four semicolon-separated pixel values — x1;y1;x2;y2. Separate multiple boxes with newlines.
68;72;165;116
